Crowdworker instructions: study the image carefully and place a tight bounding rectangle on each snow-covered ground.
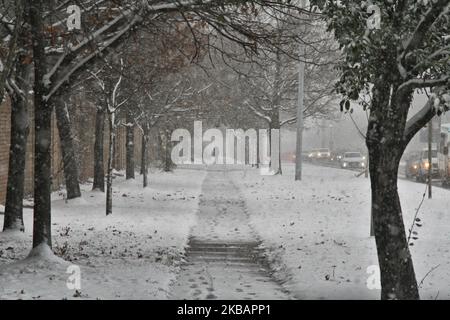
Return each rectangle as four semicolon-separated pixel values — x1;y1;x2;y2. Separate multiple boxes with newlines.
229;163;450;300
0;168;206;300
2;163;449;300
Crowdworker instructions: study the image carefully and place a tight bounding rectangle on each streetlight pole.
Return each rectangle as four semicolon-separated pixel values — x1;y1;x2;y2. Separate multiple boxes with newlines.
329;124;333;151
295;44;305;181
428;119;433;199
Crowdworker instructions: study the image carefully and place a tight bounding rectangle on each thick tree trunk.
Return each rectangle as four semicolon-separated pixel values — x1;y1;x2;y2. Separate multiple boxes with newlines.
30;0;52;248
366;82;419;299
54;96;81;199
126;113;135;179
93;107;105;191
106;114;115;215
368;145;419;300
3;91;28;232
3;33;30;232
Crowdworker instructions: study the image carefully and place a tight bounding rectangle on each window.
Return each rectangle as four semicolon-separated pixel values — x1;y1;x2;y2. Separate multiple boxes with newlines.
422;150;437;159
345;152;361;158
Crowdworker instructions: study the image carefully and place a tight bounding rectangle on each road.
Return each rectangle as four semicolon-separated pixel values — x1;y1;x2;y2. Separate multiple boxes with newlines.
307;159;449;190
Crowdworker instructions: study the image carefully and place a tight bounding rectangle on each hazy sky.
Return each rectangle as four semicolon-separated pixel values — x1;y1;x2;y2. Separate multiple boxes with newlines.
281;93;450;155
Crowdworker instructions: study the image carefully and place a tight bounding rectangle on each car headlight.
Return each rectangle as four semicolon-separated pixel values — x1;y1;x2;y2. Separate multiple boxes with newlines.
343;162;347;167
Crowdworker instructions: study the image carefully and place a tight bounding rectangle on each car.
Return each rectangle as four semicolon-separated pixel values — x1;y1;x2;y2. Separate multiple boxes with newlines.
301;151;311;161
403;151;420;179
307;149;320;161
405;157;420;179
340;152;366;169
316;148;331;160
415;148;438;182
329;151;339;162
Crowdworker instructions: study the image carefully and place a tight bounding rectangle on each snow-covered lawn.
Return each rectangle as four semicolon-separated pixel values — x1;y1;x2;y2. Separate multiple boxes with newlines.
230;163;450;300
0;168;206;300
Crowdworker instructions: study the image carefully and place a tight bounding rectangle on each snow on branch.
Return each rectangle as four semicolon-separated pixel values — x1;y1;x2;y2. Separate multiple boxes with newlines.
398;76;450;94
404;98;435;144
397;0;449;78
402;0;449;54
280;116;296;127
44;14;142;101
244;100;272;123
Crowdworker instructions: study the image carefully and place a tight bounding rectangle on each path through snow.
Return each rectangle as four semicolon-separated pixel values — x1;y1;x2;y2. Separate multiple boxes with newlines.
170;167;289;299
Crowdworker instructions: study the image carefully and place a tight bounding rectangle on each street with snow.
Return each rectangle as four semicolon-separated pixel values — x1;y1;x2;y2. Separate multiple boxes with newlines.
1;163;450;300
1;0;449;304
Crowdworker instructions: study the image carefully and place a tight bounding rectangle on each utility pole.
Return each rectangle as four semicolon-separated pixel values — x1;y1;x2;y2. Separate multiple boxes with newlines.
329;124;334;151
428;119;433;199
295;44;305;181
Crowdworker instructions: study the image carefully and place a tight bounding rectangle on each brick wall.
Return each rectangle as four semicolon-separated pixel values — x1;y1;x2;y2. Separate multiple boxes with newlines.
0;98;144;205
0;99;11;204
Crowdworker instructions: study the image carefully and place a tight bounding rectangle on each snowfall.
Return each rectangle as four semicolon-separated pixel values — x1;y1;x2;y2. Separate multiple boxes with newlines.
1;163;450;300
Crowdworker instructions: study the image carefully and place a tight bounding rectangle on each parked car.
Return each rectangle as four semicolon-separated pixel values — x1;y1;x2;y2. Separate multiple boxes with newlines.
340;152;366;169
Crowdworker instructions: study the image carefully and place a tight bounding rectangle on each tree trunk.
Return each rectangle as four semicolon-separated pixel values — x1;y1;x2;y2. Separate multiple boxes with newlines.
3;89;28;232
270;114;282;175
163;129;172;172
368;145;419;299
366;83;419;299
256;130;260;168
140;132;145;175
30;0;52;248
93;107;105;191
126;112;135;179
106;114;115;215
157;130;163;165
54;96;81;199
3;6;30;233
142;131;149;188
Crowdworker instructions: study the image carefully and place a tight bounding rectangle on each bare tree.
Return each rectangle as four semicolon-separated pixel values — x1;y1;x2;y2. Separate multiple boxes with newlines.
90;59;132;215
1;0;31;232
22;0;316;249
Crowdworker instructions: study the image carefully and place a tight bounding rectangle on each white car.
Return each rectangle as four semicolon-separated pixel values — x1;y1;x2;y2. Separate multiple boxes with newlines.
317;148;331;159
340;152;366;169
